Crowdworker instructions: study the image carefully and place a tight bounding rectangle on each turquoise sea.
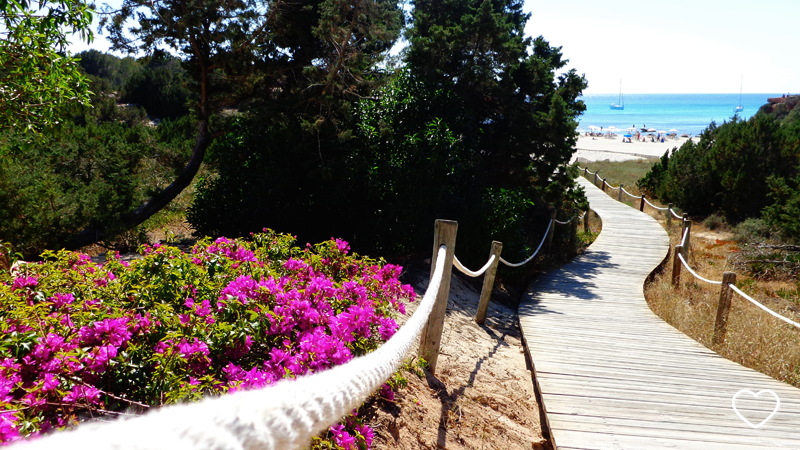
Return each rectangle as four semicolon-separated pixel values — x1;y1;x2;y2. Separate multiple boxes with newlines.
577;93;781;136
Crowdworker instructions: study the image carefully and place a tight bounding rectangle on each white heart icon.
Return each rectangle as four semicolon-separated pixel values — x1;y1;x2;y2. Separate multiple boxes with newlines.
731;389;780;429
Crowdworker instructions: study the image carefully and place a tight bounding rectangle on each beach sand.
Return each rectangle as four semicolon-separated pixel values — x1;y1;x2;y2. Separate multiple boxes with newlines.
572;135;695;162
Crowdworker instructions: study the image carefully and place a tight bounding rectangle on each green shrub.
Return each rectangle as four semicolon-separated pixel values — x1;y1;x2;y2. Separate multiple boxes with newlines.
0;118;194;257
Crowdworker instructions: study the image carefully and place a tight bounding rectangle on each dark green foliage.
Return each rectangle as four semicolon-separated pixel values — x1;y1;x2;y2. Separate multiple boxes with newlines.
190;0;588;265
0;119;194;257
123;53;191;119
639;109;800;240
77;50;144;91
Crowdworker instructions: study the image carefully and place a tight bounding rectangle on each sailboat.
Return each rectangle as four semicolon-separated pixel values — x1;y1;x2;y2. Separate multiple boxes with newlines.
610;80;624;110
734;76;744;113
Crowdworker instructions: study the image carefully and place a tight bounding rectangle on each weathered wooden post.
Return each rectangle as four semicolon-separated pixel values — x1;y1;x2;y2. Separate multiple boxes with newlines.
475;241;503;325
419;220;457;374
583;209;590;234
584;167;588;177
593;171;599;186
570;214;579;245
712;272;737;345
618;184;624;202
545;206;556;254
601;178;607;191
672;244;683;287
639;194;646;212
666;203;674;227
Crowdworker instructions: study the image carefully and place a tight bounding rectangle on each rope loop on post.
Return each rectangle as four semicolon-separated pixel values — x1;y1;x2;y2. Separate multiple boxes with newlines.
500;219;553;268
23;248;452;450
453;254;496;278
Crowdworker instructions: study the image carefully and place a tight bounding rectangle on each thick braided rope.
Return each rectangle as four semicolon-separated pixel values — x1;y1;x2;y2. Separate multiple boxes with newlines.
554;218;572;225
19;247;450;450
677;253;722;285
620;187;639;198
729;284;800;330
453;254;496;278
681;226;690;247
500;219;553;268
642;197;668;211
605;182;620;190
670;208;683;220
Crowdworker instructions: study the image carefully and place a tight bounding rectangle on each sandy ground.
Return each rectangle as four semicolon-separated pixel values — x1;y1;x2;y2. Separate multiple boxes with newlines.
369;269;548;450
572;135;696;162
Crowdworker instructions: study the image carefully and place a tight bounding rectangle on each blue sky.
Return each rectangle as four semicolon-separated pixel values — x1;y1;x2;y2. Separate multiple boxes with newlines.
70;0;799;94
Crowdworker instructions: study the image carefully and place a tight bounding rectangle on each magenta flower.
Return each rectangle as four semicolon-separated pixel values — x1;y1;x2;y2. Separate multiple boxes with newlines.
330;424;357;450
378;317;398;340
0;412;19;443
10;276;37;292
356;424;374;448
63;385;101;405
48;292;75;308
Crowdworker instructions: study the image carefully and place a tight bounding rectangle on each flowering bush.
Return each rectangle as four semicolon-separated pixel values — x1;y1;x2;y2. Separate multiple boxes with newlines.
0;231;414;446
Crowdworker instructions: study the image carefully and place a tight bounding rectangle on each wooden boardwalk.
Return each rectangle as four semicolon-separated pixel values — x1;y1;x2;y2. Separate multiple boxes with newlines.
519;177;800;449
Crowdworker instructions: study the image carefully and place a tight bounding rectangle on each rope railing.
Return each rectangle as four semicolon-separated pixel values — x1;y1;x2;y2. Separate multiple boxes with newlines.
677;253;722;285
453;254;496;278
671;208;683;220
729;284;800;330
499;219;553;268
643;197;669;211
25;246;451;450
620;187;639;198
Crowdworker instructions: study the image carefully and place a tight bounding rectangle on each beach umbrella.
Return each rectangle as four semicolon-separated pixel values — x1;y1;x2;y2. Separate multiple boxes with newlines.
647;128;657;132
669;128;679;132
657;130;667;134
623;134;632;138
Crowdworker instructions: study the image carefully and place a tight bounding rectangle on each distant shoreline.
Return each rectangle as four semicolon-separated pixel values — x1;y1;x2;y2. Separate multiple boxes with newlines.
571;135;695;162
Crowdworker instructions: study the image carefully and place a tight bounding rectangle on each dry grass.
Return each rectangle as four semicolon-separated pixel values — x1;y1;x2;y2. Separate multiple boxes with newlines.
646;222;800;388
577;161;800;388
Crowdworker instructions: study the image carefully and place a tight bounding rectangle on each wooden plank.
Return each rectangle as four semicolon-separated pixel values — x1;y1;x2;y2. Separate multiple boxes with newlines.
520;177;800;449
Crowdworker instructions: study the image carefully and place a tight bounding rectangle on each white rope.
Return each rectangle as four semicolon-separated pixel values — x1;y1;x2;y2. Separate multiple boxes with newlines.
729;284;800;330
578;211;587;219
500;219;553;268
453;254;496;278
621;187;639;198
681;226;690;247
554;218;572;225
642;197;669;211
605;183;620;190
21;247;451;450
585;168;595;175
677;253;722;285
671;208;683;220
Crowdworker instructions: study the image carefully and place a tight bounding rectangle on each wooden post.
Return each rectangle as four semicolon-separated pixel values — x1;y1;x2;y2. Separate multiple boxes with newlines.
475;241;503;325
618;184;624;202
545;207;556;254
583;209;590;234
712;272;737;345
584;167;588;176
639;194;645;212
601;178;607;191
593;172;598;186
666;203;674;227
570;215;578;245
419;220;458;374
672;244;683;287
